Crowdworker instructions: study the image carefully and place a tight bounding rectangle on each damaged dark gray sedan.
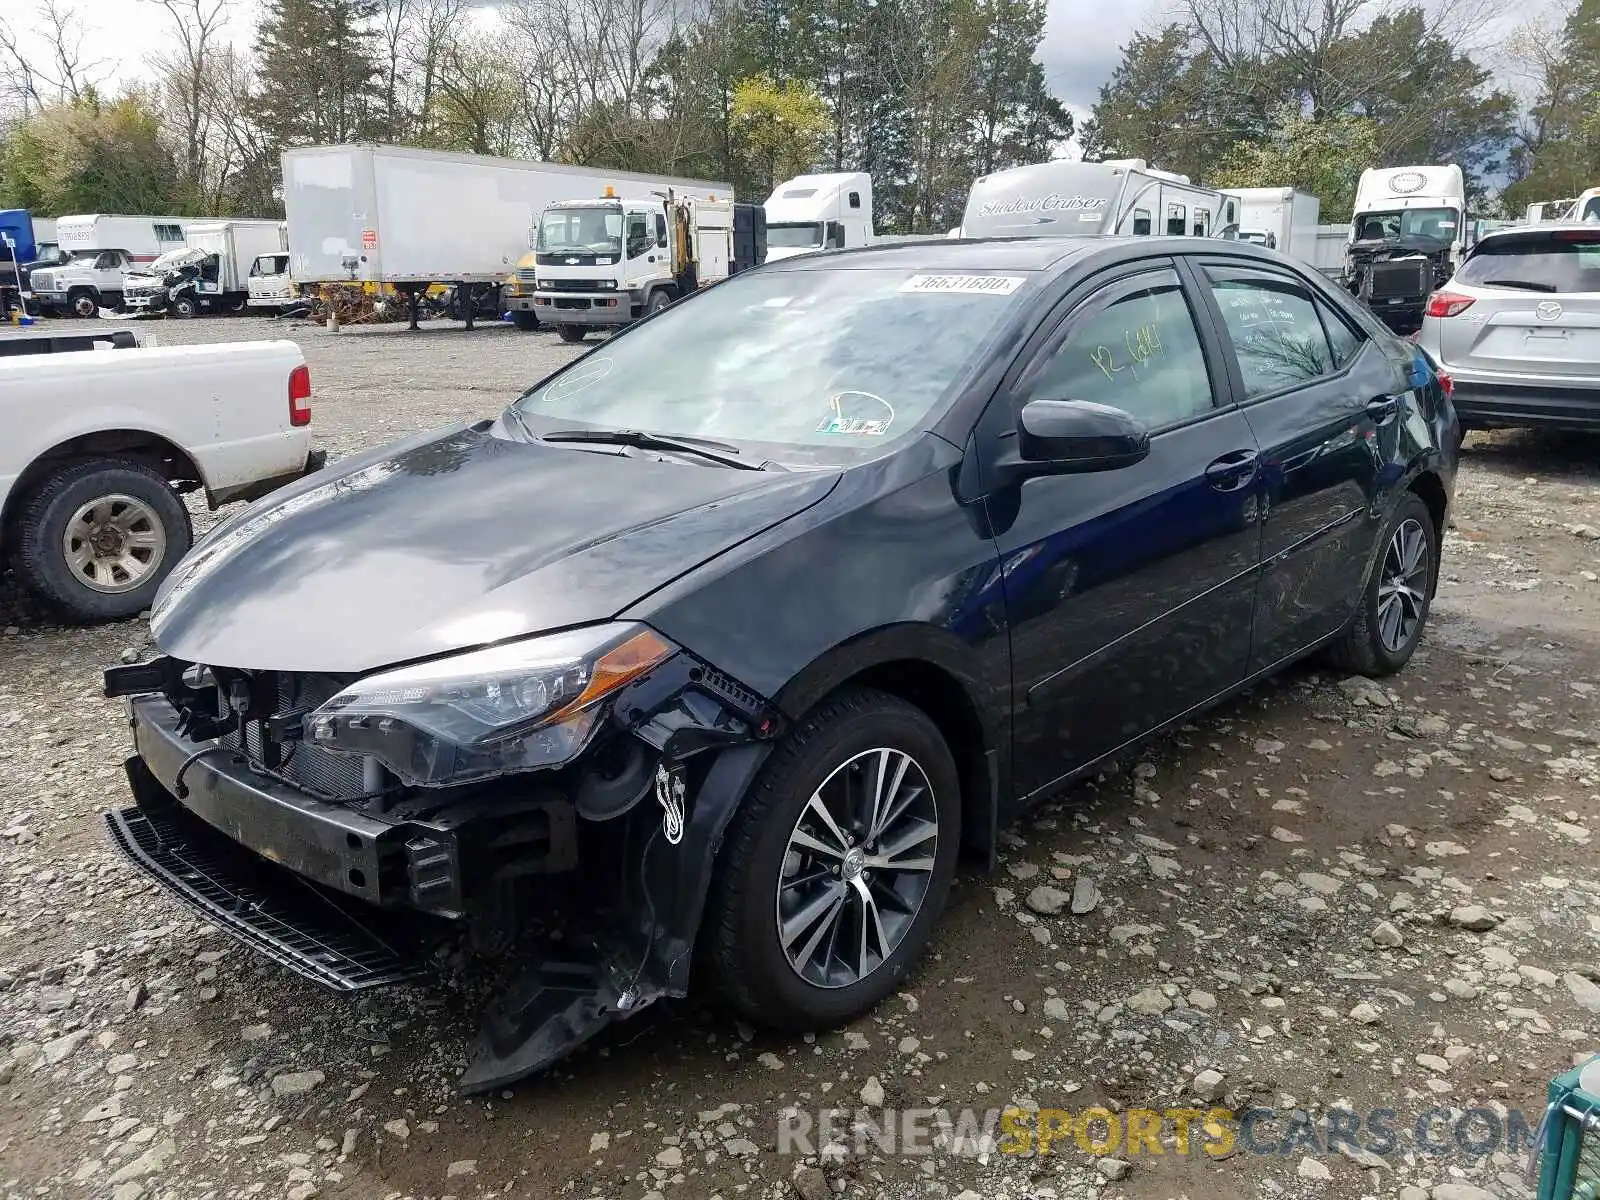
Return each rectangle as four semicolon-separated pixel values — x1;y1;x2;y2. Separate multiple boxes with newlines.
103;237;1458;1092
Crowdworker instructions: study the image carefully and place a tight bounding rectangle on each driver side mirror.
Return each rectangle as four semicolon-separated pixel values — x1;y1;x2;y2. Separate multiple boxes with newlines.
1017;399;1150;473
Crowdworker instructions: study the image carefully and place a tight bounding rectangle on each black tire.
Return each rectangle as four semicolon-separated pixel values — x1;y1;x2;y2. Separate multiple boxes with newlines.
700;687;961;1030
68;288;99;319
14;458;193;622
512;310;540;331
1324;491;1437;677
646;291;672;316
172;295;198;319
557;325;586;343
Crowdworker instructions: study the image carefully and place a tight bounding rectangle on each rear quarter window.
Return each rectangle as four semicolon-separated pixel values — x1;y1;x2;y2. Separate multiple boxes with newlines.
1458;236;1600;293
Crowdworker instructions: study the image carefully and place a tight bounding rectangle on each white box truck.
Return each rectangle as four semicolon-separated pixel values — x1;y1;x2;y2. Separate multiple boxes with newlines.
763;172;874;260
29;215;190;317
122;220;287;318
247;222;296;311
1221;187;1321;260
282;144;733;330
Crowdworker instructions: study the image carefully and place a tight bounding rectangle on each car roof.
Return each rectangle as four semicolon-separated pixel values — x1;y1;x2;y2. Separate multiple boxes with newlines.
764;235;1292;273
1476;222;1600;245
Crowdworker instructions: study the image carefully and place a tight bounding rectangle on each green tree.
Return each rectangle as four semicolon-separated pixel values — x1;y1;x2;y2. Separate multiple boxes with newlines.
251;0;382;147
0;93;182;213
729;73;831;194
1214;107;1380;221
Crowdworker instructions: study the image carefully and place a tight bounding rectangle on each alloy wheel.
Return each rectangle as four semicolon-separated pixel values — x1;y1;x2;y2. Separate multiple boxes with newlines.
1377;517;1428;653
62;494;167;593
775;747;939;989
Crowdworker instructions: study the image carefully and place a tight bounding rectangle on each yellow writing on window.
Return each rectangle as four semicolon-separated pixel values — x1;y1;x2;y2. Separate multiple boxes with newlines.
1089;322;1165;383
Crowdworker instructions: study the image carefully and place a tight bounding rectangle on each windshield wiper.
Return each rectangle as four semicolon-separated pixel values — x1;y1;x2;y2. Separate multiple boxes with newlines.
1479;278;1558;292
540;428;771;471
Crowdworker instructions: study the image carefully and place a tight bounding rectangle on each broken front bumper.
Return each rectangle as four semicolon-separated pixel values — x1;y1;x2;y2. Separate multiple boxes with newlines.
104;655;780;1093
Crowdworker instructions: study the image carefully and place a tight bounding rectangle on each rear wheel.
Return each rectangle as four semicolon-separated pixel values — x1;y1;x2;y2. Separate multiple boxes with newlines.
701;687;961;1029
512;310;540;331
557;324;586;343
1324;491;1437;677
14;458;193;622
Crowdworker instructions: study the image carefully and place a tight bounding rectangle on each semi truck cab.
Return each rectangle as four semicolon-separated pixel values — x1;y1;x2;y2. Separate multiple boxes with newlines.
762;172;874;261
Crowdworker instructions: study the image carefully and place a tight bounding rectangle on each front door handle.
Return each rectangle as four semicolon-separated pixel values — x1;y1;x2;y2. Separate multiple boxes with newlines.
1366;395;1400;424
1205;448;1259;493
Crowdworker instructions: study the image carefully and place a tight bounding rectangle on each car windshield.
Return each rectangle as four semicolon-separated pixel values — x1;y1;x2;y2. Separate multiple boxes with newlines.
509;265;1032;463
537;206;622;255
1458;232;1600;293
1354;207;1459;244
768;222;824;249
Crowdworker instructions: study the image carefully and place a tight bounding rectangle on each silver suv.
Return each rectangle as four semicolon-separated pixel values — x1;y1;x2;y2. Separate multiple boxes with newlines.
1415;224;1600;433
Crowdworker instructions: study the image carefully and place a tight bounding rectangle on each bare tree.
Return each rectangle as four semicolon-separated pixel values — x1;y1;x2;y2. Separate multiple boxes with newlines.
145;0;234;193
36;0;109;101
0;18;44;118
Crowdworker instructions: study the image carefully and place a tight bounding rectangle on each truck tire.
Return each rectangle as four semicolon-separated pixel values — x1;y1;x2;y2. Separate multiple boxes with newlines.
172;295;198;319
14;458;193;623
512;311;540;331
557;325;586;343
647;291;672;316
68;288;99;319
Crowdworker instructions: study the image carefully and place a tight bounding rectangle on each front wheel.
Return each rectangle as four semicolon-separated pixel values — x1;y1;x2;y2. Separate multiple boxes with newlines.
700;687;961;1029
646;290;672;316
1324;491;1437;677
172;296;198;319
69;289;99;319
13;458;194;622
556;324;586;343
512;310;540;331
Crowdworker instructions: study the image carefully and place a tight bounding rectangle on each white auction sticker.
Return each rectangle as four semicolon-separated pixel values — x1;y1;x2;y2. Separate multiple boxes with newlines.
899;274;1024;296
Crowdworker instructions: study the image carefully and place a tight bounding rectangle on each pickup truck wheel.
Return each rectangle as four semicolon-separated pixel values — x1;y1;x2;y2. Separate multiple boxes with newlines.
15;459;193;622
700;687;960;1030
172;296;198;319
512;311;540;331
557;325;586;343
69;289;99;319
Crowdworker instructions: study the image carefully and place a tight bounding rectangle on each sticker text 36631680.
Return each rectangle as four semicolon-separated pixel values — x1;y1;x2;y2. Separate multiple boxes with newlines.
899;274;1025;296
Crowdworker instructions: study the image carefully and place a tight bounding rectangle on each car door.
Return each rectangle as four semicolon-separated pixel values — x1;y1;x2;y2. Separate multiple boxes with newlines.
973;260;1263;801
1184;257;1396;671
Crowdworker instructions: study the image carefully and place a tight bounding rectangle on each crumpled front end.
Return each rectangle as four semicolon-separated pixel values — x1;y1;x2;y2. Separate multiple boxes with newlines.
102;635;781;1093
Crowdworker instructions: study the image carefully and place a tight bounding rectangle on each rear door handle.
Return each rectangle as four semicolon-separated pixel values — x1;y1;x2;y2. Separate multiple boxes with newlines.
1366;395;1400;424
1205;448;1259;493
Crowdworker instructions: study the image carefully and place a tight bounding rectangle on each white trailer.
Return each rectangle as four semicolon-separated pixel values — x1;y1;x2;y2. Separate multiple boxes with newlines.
1221;187;1321;260
283;144;732;329
958;158;1241;241
763;172;874;260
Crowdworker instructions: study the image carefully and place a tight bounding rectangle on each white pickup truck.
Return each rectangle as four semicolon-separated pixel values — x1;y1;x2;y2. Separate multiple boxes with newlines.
1;331;324;621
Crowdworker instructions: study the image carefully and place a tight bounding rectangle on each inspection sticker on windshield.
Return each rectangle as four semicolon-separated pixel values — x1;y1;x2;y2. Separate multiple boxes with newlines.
900;274;1024;296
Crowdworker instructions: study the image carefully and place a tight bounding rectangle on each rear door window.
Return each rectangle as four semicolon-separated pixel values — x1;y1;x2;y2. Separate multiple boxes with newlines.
1203;267;1336;398
1457;234;1600;293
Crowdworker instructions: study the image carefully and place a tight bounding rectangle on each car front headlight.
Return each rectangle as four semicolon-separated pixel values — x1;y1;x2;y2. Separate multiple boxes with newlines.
305;623;676;787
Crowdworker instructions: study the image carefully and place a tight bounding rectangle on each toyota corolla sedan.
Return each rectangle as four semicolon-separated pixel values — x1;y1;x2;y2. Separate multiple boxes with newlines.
103;237;1458;1093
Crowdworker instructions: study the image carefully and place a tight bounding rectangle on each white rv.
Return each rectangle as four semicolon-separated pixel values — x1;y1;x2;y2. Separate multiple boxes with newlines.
762;173;874;260
29;215;190;317
958;159;1241;241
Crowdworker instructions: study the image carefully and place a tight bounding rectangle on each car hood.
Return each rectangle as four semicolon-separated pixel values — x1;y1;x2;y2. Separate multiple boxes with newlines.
151;422;840;673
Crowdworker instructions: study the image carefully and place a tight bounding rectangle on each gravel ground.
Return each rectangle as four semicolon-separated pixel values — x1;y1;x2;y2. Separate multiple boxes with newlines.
3;315;1600;1200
